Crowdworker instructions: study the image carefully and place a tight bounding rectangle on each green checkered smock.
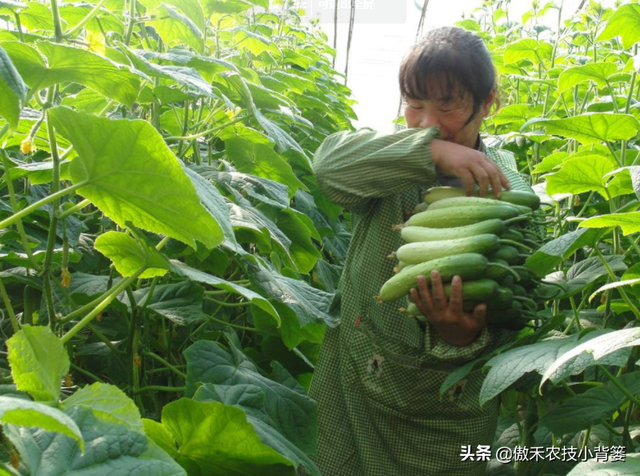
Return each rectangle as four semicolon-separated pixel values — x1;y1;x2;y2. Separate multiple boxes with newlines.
306;126;534;476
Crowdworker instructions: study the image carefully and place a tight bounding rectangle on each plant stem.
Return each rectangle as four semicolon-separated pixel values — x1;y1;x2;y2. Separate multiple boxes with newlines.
143;351;186;378
0;277;20;333
50;0;64;42
56;199;91;220
597;364;640;407
133;385;185;394
1;153;41;271
208;314;257;332
124;0;137;45
65;0;109;37
594;247;640;320
0;181;88;231
61;267;145;344
164;115;245;140
70;362;104;383
204;296;250;307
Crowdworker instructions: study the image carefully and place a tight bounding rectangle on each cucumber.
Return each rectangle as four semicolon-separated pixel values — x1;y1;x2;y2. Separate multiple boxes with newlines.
502;229;524;241
413;202;429;214
500;274;515;288
396;234;500;264
489;246;520;265
499;190;541;210
423;186;466;204
464;286;513;311
485;259;509;280
428;196;532;215
403;279;499;316
407;206;519;228
378;253;489;302
511;284;527;296
400;219;506;243
444;278;499;300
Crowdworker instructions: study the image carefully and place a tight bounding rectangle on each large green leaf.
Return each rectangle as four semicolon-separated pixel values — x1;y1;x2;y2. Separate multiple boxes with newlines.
94;231;170;278
224;137;304;194
566;454;640;475
503;39;553;65
139;0;205;31
525;228;604;277
121;281;208;325
543;255;627;299
523;113;640;144
539;372;640;435
243;257;337;328
194;383;321;476
557;62;620;92
480;330;623;406
6;325;69;402
1;41;140;107
5;406;186;476
532;151;568;174
580;212;640;236
545;154;618;197
0;45;26;132
491;104;542;128
184;338;318;454
160;398;296;475
596;3;640;49
220;72;309;162
541;328;640;387
183;166;242;254
202;0;254;15
169;259;281;327
192;165;290;209
277;208;321;274
16;2;58;31
119;46;215;98
61;382;143;432
0;397;83;449
59;3;124;35
49;107;224;249
148;4;204;53
604;166;640;200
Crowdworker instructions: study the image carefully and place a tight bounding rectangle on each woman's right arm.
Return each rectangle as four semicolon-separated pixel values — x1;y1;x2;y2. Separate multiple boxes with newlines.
313;127;510;209
312;127;441;208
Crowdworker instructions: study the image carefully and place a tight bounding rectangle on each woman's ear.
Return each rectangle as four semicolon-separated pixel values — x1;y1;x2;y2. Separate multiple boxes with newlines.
482;88;497;117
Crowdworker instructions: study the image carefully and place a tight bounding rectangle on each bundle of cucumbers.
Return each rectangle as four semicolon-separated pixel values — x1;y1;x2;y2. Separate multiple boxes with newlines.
376;186;544;331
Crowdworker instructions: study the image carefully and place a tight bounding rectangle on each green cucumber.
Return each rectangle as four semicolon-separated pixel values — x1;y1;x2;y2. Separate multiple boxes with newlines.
499;190;541;210
502;229;524;241
413;202;429;214
428;196;532;215
400;219;506;243
396;234;500;264
407;206;519;228
423;186;466;204
486;259;510;280
464;286;513;311
378;253;489;302
489;246;520;265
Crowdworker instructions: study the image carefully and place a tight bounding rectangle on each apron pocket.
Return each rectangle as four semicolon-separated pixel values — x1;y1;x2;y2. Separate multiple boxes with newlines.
346;316;490;420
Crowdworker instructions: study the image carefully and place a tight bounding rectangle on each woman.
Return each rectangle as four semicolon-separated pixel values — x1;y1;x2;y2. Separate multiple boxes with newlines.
308;27;534;476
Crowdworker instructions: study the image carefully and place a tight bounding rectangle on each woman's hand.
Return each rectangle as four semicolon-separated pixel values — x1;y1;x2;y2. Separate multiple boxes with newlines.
410;271;486;347
430;139;510;198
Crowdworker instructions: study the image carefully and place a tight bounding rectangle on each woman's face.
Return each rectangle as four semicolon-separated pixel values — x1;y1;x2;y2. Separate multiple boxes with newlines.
403;81;495;150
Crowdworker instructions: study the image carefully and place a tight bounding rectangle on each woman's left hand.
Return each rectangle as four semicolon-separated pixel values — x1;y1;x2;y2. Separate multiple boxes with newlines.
410;271;486;347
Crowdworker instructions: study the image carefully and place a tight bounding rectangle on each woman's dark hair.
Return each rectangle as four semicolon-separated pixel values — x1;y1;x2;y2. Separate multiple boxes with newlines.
399;27;497;125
